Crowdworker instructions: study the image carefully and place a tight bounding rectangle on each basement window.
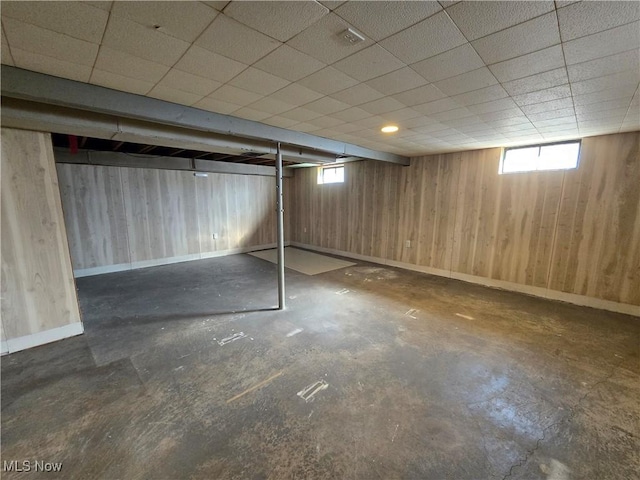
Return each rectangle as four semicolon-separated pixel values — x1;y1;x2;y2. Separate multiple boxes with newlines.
500;141;581;174
317;164;345;184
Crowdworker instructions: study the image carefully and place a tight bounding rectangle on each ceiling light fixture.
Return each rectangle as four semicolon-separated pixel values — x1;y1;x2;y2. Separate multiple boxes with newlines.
381;125;399;133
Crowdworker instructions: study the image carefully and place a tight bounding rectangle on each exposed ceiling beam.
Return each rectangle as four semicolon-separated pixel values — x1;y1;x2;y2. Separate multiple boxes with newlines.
2;67;410;166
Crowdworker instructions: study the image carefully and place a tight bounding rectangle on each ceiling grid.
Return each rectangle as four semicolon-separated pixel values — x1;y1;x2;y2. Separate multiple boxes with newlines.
1;0;638;156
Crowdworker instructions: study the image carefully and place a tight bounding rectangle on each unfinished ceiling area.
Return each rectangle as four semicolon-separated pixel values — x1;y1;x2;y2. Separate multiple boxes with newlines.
1;1;639;156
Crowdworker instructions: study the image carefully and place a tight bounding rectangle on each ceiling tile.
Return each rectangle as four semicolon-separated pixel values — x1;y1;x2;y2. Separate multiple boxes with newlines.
512;84;572;107
111;1;217;42
334;0;441;41
520;97;574;114
527;107;576;122
90;69;154;95
329;83;384;106
434;67;498;96
571;69;639;96
573;86;638;106
254;44;325;82
269;83;324;105
279;107;324;122
472;12;560;64
1;23;15;65
95;46;170;83
297;66;358;95
380;11;466;64
379;108;422;123
196;14;281;65
576;107;629;122
392;84;446;107
157;69;221;97
567;50;640;83
447;1;554;41
410;43;484;83
193;96;240;115
488;45;565;82
224;1;329;42
358;97;406;115
303;97;350;115
332;44;405;82
207;84;263;106
229;67;290;96
202;1;229;11
574;97;633;116
309;115;346;129
557;1;640;42
81;2;112;12
263;115;300;129
413;97;461;115
451;84;509;107
247;96;295;115
563;21;640;65
11;47;91;82
147;85;203;106
468;97;520;114
3;18;98;67
365;67;428;95
502;67;569;96
286;12;373;64
329;106;371;122
431;106;474;122
293;122;321;133
231;106;271;121
102;14;189;66
2;1;108;43
174;45;247;84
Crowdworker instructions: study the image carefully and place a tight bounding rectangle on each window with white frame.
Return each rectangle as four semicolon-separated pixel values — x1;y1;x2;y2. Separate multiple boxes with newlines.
317;164;345;184
500;141;581;174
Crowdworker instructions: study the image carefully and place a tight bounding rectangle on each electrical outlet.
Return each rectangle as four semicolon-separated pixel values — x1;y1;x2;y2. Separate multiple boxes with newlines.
213;233;218;240
405;240;411;248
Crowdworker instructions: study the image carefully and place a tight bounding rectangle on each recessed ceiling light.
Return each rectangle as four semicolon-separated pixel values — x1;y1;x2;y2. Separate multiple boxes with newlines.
381;125;399;133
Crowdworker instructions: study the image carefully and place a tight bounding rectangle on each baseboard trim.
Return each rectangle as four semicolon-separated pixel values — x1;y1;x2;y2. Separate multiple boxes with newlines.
3;322;84;355
291;242;640;317
73;243;290;278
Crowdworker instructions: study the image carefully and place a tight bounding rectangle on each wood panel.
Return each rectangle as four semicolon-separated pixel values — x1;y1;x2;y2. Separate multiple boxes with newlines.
57;164;130;269
1;128;81;339
291;132;640;306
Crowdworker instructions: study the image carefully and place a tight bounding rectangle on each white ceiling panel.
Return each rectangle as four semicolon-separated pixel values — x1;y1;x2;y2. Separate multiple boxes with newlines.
111;1;218;43
563;21;640;65
286;12;373;65
254;45;325;82
567;50;640;83
334;0;441;41
502;68;569;96
174;45;247;84
95;47;170;84
472;12;560;65
365;67;427;96
333;44;405;82
225;1;329;42
297;66;358;95
446;1;555;41
1;0;638;156
196;14;281;65
12;47;92;83
102;14;189;66
411;43;484;83
3;17;98;67
434;67;499;96
380;11;466;64
90;69;154;96
557;1;640;42
2;1;108;43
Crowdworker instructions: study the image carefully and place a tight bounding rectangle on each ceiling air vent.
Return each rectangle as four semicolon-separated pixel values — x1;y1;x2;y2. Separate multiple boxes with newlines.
341;28;365;44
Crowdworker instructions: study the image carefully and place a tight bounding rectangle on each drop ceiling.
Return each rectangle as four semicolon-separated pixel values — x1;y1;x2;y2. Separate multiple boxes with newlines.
1;0;639;156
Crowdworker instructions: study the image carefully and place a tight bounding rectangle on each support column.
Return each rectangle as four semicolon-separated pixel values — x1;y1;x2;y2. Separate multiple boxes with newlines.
276;143;285;310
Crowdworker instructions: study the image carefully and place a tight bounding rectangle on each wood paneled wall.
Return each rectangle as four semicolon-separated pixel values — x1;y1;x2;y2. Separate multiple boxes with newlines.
1;128;82;341
291;132;640;307
57;163;290;273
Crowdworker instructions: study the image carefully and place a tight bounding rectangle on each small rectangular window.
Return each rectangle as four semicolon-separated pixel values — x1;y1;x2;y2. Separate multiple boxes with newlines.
500;141;580;174
317;165;344;184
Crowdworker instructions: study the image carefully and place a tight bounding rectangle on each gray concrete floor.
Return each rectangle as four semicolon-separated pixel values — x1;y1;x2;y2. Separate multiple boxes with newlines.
2;252;639;479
